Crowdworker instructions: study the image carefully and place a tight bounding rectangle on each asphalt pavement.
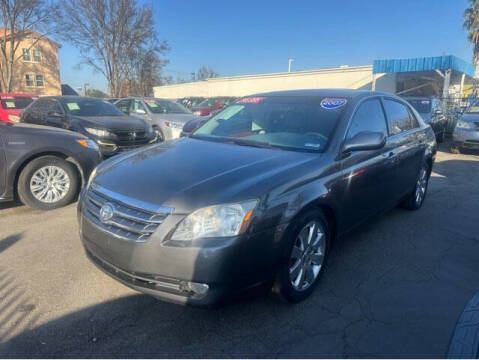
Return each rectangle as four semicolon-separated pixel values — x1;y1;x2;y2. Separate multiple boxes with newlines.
0;144;478;358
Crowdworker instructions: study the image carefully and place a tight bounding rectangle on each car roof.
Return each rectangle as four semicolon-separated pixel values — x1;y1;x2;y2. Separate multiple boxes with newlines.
251;89;390;98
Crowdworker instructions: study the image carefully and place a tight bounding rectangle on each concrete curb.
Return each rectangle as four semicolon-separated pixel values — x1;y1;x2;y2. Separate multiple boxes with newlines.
448;292;479;359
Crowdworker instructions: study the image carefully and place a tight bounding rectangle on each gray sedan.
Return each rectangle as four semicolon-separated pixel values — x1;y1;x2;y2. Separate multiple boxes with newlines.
452;104;479;153
115;98;203;141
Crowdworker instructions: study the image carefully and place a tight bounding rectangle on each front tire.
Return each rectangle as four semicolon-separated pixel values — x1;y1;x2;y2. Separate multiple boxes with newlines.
402;162;430;210
273;209;330;303
17;156;79;210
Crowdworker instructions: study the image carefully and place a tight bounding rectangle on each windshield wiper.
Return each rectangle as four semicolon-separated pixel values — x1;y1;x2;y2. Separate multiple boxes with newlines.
225;138;276;149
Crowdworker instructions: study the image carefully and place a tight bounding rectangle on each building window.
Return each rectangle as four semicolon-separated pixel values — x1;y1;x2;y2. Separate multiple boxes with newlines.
25;74;34;87
36;74;44;87
22;48;30;61
33;49;42;62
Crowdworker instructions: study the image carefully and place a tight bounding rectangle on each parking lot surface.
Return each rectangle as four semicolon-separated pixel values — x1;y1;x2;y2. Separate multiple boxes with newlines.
0;145;478;358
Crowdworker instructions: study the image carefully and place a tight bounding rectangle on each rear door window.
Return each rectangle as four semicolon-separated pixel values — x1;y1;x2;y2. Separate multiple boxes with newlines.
347;98;387;140
383;99;414;135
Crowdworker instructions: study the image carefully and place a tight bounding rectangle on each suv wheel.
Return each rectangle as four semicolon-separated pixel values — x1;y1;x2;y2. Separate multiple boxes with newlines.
18;156;79;210
273;209;330;303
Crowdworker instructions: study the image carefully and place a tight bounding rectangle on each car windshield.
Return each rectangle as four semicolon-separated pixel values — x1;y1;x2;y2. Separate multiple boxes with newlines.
1;97;35;110
60;98;124;117
407;99;432;114
144;99;191;114
192;96;348;152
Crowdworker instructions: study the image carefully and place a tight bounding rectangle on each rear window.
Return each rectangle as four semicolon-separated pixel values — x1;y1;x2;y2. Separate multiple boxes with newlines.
406;99;431;114
193;96;348;152
1;97;35;110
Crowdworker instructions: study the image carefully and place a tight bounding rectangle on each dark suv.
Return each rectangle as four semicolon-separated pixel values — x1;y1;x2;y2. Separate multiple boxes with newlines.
21;96;158;157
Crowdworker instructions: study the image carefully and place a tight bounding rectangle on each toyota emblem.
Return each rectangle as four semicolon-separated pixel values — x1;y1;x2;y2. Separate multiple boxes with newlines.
99;203;115;223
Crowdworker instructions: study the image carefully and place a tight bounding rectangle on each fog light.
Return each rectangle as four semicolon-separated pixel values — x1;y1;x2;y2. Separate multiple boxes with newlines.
179;281;209;297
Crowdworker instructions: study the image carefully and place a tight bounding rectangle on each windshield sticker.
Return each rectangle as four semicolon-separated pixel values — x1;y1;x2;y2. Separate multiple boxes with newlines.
145;100;158;107
320;98;347;109
237;97;265;104
5;101;15;108
304;143;321;148
67;102;80;110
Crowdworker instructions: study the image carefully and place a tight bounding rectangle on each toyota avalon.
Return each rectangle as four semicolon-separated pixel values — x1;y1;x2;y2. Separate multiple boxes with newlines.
78;90;436;306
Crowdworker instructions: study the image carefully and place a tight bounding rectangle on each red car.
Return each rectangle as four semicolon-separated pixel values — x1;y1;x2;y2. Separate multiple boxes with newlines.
0;93;37;123
191;97;236;116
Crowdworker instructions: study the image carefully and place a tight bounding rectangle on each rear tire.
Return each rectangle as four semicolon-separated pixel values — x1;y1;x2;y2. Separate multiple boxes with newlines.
401;162;430;210
17;156;79;210
272;209;330;303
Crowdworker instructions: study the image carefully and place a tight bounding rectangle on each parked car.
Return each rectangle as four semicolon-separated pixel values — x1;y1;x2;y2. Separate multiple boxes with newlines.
0;93;37;123
191;97;237;116
403;97;447;142
114;97;203;141
20;96;158;157
181;116;208;137
452;101;479;153
0;121;101;210
79;89;436;307
178;97;206;109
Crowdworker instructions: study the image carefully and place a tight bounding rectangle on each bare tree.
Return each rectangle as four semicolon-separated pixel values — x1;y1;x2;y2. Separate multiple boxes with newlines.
464;0;479;65
55;0;168;97
0;0;57;92
196;66;218;81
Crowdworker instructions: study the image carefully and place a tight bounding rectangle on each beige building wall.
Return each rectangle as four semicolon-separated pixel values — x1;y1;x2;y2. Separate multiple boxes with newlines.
5;35;61;96
154;65;396;99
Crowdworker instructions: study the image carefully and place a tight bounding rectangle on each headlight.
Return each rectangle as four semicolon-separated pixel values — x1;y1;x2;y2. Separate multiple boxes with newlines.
171;200;258;241
76;138;99;150
456;120;473;129
85;127;113;137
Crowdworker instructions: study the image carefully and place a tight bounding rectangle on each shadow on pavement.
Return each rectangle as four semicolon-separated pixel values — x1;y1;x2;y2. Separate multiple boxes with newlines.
0;233;22;253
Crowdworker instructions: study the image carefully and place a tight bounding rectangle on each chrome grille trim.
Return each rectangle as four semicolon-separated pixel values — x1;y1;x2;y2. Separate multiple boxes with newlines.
83;184;173;242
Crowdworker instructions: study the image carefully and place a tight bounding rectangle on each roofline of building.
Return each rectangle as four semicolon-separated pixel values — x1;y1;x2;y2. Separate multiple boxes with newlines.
157;64;373;88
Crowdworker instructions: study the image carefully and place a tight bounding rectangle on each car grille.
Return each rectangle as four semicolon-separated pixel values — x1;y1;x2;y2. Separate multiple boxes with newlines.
83;186;171;242
112;129;149;146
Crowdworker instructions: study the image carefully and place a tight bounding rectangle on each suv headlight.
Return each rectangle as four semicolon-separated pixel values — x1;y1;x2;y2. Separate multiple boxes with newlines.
171;200;258;241
456;120;473;129
85;127;113;137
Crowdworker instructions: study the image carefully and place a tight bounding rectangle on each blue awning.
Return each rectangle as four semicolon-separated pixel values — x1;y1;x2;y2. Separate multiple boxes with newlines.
373;55;475;77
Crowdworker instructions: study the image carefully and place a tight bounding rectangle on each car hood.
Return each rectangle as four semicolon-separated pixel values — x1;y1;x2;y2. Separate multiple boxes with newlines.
460;113;479;122
74;115;148;130
12;122;80;136
149;113;199;125
93;138;317;213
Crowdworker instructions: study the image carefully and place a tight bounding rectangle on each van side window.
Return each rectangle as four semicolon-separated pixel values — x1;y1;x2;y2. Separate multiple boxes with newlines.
383;99;414;135
346;98;387;140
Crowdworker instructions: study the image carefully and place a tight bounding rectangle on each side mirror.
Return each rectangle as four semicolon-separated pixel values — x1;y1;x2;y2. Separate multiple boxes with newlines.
135;108;146;115
342;131;386;154
46;111;65;125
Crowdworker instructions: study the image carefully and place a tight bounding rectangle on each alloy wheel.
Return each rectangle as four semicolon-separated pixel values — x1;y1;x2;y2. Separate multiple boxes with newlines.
289;220;326;291
415;167;428;205
30;165;71;203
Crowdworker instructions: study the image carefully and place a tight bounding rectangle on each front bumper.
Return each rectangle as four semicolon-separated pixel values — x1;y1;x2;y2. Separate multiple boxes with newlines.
78;195;278;306
96;133;159;157
452;128;479;149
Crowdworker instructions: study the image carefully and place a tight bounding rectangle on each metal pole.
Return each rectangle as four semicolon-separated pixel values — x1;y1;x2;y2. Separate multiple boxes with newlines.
288;59;294;72
459;73;466;100
372;74;376;91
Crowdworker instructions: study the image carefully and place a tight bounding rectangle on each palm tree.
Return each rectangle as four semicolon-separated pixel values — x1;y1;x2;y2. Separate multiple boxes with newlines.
464;0;479;65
